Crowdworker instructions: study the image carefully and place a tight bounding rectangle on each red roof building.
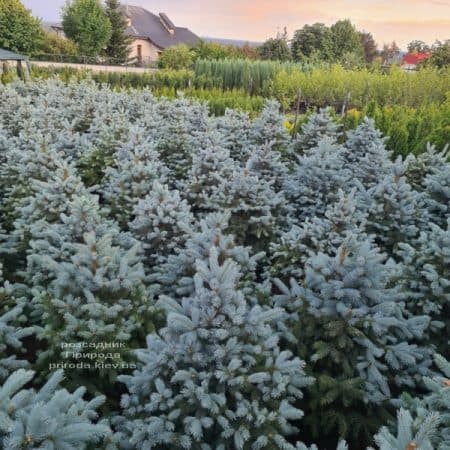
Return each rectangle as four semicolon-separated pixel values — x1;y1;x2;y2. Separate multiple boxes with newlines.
402;52;432;70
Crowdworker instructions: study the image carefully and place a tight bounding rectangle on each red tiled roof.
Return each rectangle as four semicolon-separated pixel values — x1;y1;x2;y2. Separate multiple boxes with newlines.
402;52;432;65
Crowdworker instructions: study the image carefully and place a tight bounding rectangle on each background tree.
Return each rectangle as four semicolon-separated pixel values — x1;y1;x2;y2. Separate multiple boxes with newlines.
103;0;132;62
340;50;365;69
426;39;450;68
380;41;401;64
330;19;364;60
62;0;112;57
190;41;259;61
158;43;194;69
291;23;333;61
407;40;430;53
359;31;379;63
39;30;78;56
0;0;43;55
228;42;259;59
258;37;292;61
192;40;231;60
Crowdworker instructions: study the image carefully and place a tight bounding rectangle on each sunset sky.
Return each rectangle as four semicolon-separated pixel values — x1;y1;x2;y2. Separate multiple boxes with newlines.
22;0;450;49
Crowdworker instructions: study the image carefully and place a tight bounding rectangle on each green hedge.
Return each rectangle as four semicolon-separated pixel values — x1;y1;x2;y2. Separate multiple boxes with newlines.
271;65;450;111
192;58;316;95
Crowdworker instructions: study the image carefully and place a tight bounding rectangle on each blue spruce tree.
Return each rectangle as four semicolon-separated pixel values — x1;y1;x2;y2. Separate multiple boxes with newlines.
77;106;133;186
213;108;252;163
153;96;209;182
183;131;237;214
404;143;449;192
284;137;352;224
117;247;313;449
100;128;168;228
0;264;33;382
153;212;263;300
397;218;450;357
245;141;289;193
293;107;342;154
342;117;392;188
372;354;450;450
209;167;287;249
249;99;291;156
0;132;64;233
366;159;426;255
10;158;89;253
371;408;438;450
0;369;116;449
270;188;369;284
129;180;194;265
274;236;432;447
422;152;450;228
391;354;450;450
25;193;156;395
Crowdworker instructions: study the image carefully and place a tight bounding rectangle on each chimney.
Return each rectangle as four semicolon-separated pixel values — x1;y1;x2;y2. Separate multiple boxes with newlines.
159;13;175;35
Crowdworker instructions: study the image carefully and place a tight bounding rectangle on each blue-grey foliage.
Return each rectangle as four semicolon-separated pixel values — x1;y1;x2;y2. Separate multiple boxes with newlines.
249;99;291;155
0;79;448;449
0;265;33;382
118;247;313;449
0;369;115;449
397;219;450;356
293;107;342;154
284;137;352;223
343;117;392;187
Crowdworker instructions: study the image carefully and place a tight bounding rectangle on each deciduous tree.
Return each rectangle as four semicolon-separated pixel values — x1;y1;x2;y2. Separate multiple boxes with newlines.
291;23;333;61
0;0;42;55
62;0;112;56
330;19;364;60
258;37;291;61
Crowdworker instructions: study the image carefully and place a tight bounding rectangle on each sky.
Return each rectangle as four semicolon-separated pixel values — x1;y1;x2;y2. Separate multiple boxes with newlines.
22;0;450;49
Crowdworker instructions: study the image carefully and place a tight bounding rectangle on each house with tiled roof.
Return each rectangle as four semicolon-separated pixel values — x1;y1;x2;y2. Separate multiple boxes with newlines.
122;5;200;63
401;52;432;71
44;5;199;64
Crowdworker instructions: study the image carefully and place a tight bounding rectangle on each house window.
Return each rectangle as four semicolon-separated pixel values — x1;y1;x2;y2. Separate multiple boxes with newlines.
137;45;142;61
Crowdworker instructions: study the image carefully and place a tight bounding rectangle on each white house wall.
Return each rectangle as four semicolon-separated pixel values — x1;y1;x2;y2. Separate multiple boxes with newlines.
128;39;162;62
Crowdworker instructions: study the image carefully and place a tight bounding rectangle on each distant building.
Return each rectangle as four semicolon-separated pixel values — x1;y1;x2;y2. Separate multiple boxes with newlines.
42;22;65;38
401;52;432;71
44;5;200;64
384;52;405;66
122;5;199;63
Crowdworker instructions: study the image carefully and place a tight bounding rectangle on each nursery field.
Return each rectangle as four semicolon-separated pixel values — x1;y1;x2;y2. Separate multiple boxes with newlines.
0;79;449;450
27;63;450;157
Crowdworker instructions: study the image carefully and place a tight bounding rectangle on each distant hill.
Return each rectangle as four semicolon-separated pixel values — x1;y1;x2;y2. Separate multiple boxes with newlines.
201;37;262;48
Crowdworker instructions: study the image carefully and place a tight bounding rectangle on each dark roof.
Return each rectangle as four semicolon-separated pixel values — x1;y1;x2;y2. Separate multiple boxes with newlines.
159;13;175;31
0;48;27;60
202;37;262;48
122;5;199;49
43;21;63;29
